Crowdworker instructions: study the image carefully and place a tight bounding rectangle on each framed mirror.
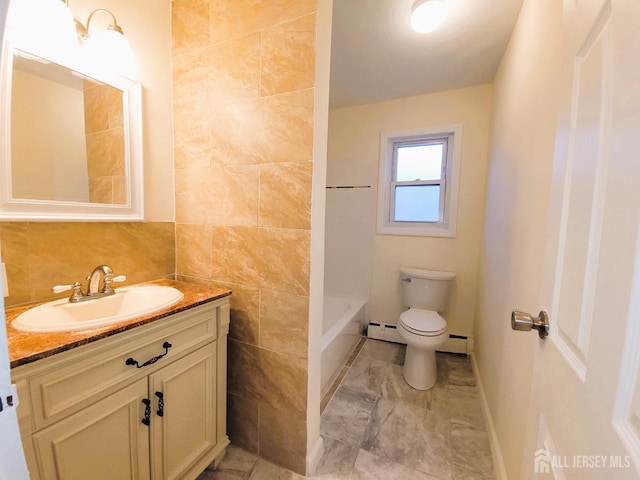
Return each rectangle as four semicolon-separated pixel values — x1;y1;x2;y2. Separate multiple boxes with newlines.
0;40;143;220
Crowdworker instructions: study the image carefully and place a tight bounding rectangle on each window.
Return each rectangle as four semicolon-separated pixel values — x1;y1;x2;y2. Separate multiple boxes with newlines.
377;125;462;237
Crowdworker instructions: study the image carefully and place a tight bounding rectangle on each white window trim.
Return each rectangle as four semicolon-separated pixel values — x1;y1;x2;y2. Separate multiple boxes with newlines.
376;124;463;238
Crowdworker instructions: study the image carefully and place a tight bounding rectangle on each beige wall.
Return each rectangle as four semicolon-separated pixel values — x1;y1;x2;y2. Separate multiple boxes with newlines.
171;0;320;474
307;0;332;469
0;222;175;308
84;81;126;204
473;0;562;478
326;84;493;336
72;0;174;221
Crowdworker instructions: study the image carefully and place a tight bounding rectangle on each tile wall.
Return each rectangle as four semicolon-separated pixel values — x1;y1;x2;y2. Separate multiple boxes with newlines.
83;81;126;204
0;222;175;307
171;0;318;474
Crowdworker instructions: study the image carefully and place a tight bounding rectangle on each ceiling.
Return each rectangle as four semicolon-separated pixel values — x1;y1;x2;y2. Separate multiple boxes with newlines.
329;0;524;108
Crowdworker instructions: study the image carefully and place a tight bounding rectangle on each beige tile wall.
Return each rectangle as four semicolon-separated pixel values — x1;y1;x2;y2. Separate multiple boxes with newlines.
0;222;175;308
172;0;317;474
83;81;126;204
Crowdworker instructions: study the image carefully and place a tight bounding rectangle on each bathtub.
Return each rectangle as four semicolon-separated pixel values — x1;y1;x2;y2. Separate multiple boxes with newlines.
321;296;365;397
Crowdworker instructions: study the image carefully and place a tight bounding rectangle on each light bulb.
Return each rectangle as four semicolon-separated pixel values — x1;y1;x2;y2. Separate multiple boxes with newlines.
7;0;79;67
82;29;138;80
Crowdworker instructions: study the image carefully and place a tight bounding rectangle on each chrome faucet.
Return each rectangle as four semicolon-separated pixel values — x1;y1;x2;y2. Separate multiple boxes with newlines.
52;265;127;303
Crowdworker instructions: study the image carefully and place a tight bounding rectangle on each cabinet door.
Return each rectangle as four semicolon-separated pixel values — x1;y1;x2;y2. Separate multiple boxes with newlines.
149;343;217;480
33;379;150;480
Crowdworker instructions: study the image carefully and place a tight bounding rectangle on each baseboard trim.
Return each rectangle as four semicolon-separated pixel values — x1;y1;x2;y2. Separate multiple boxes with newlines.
306;435;324;476
366;322;473;355
471;353;508;480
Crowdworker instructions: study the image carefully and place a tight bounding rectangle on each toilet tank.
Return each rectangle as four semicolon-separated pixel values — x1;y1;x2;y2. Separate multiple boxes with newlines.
400;267;455;311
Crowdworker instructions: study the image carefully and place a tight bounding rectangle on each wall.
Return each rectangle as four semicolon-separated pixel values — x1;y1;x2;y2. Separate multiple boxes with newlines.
473;0;562;477
171;0;320;474
326;85;493;336
1;222;175;307
71;0;174;221
84;81;126;204
307;0;333;470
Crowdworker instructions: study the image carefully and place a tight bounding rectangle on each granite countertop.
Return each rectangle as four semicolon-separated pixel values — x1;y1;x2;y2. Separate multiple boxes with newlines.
6;279;232;369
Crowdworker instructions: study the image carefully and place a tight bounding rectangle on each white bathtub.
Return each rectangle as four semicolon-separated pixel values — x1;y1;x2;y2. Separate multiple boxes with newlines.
321;296;365;397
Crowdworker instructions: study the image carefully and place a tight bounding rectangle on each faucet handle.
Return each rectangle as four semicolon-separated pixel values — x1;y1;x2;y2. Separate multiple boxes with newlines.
103;274;127;294
52;282;84;301
52;284;72;294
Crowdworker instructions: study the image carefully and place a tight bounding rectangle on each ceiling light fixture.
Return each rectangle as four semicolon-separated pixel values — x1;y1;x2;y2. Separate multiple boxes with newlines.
411;0;449;33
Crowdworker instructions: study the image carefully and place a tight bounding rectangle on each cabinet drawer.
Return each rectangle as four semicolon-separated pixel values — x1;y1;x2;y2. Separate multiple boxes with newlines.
26;303;218;430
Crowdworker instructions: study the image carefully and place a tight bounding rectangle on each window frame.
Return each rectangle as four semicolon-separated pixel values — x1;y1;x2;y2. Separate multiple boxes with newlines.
377;125;463;237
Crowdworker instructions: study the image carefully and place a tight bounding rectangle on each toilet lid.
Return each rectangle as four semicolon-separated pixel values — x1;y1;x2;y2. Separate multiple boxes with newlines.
399;309;447;336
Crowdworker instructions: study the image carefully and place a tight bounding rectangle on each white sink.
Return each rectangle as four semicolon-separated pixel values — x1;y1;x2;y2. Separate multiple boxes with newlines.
12;286;185;333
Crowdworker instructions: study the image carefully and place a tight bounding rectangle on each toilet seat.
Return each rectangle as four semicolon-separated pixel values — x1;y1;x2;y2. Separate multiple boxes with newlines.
399;308;447;337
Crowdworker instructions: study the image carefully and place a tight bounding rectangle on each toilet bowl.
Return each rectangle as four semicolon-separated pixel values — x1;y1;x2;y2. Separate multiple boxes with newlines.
397;267;455;390
398;308;448;390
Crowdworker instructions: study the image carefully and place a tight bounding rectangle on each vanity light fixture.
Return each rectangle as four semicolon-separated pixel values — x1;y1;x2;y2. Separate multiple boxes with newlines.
6;0;79;66
74;8;138;80
410;0;449;33
7;0;138;79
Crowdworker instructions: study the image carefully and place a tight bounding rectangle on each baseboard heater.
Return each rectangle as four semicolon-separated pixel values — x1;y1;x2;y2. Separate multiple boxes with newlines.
366;322;473;355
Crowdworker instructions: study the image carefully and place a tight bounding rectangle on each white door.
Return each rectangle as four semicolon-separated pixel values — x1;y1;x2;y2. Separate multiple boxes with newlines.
0;252;29;478
0;3;30;477
522;0;640;478
0;295;29;479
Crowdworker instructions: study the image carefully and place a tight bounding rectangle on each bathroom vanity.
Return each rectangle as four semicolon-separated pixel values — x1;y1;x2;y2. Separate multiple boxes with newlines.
6;280;231;480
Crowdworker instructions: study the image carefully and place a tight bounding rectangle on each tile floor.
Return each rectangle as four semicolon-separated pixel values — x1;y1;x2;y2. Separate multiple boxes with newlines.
199;338;495;480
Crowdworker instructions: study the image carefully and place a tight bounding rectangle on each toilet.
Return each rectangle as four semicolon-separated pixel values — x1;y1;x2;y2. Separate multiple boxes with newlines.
397;267;455;390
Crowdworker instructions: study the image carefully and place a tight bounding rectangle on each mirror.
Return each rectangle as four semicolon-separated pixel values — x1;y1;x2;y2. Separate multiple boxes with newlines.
12;53;126;204
0;41;143;220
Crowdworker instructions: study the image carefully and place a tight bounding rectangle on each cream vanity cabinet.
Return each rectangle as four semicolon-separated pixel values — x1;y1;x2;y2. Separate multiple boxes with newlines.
11;297;230;480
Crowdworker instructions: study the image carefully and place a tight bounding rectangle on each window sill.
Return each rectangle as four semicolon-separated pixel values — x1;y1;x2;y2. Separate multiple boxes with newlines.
376;223;456;238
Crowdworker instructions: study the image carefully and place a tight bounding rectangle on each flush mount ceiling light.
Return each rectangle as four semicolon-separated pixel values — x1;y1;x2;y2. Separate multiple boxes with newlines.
411;0;449;33
75;8;138;79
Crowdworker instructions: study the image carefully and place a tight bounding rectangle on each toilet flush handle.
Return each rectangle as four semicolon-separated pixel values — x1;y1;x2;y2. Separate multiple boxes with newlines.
401;277;412;282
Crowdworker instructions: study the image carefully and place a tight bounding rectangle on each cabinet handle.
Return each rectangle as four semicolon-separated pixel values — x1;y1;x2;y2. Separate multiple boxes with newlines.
155;391;164;417
125;341;173;368
141;398;151;426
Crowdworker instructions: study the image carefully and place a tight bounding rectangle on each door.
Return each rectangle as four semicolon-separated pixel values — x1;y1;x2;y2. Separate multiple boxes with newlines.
525;0;640;478
149;343;217;480
0;2;30;477
0;291;29;480
33;379;151;480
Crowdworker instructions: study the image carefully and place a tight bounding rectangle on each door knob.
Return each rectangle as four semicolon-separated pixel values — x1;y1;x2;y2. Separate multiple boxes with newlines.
511;310;549;339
